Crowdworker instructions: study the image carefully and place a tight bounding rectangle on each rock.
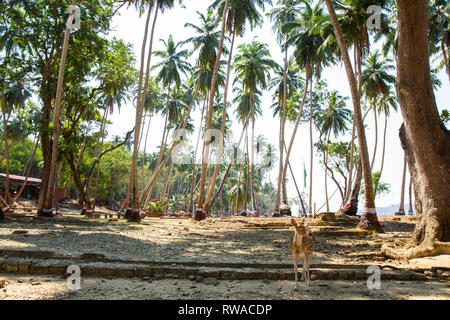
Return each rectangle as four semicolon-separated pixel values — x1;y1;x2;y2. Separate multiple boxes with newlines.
195;275;204;282
424;271;434;277
142;276;150;281
442;271;450;277
31;282;41;286
188;275;196;281
12;230;28;235
203;277;219;285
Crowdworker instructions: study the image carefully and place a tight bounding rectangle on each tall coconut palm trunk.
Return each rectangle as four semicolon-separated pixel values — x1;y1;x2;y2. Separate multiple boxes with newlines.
11;136;40;206
324;0;381;232
281;66;311;205
196;0;230;219
188;98;207;213
308;76;314;216
370;100;378;171
41;9;77;216
126;6;159;221
1;105;10;204
276;43;289;211
203;29;236;211
397;154;407;215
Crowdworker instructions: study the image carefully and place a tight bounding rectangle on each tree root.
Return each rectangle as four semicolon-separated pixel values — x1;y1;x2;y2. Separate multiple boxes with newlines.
381;241;450;263
357;221;384;233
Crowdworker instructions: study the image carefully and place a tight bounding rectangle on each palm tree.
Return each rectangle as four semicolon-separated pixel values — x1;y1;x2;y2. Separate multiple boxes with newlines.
201;0;272;214
136;34;190;216
316;91;351;212
268;0;303;211
125;0;179;221
39;7;80;216
283;0;336;216
428;0;450;84
194;0;231;220
324;0;382;232
377;90;398;177
183;9;227;213
233;41;278;211
361;51;396;170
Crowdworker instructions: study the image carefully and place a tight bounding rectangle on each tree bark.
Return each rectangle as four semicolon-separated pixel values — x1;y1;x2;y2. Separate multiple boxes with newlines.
382;0;450;260
41;10;77;216
397;154;407;215
125;6;155;221
196;0;230;218
203;28;236;210
324;0;380;232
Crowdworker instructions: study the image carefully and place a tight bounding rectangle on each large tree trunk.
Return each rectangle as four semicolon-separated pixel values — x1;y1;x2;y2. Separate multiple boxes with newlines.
382;1;450;260
324;0;381;232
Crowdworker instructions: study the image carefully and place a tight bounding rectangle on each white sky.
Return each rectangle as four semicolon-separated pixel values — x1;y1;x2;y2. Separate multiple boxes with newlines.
106;1;450;214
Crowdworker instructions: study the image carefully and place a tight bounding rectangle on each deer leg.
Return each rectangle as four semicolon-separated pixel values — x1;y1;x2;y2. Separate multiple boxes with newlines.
305;256;310;291
302;257;306;283
292;254;299;291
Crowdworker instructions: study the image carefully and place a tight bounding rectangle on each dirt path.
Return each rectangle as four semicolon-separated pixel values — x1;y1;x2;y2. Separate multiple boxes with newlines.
0;274;448;300
0;209;449;300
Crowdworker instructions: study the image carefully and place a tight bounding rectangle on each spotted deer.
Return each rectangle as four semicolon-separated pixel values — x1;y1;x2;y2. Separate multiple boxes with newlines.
289;218;315;291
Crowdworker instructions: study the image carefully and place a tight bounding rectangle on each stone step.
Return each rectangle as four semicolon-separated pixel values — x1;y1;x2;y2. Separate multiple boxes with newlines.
0;249;392;270
0;257;430;281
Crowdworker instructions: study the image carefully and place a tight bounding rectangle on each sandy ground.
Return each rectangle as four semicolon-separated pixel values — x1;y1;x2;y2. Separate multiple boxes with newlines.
0;205;449;300
0;208;418;266
0;273;449;300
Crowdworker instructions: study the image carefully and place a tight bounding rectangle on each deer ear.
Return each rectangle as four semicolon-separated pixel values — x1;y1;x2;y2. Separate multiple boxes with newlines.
291;218;297;226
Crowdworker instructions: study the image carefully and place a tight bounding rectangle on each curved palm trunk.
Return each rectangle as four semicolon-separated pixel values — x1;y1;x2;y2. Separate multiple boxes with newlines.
188;97;206;213
283;143;306;214
250;92;257;211
281;66;311;198
203;29;236;210
324;0;380;232
324;131;331;213
11;136;39;206
141;114;152;191
370;101;378;171
276;40;289;211
1;106;10;203
442;40;450;85
408;177;414;215
344;119;356;204
396;154;407;215
208;115;250;211
196;0;230;218
379;114;388;176
139;76;202;209
84;106;109;211
41;10;77;216
126;6;159;221
308;77;314;216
